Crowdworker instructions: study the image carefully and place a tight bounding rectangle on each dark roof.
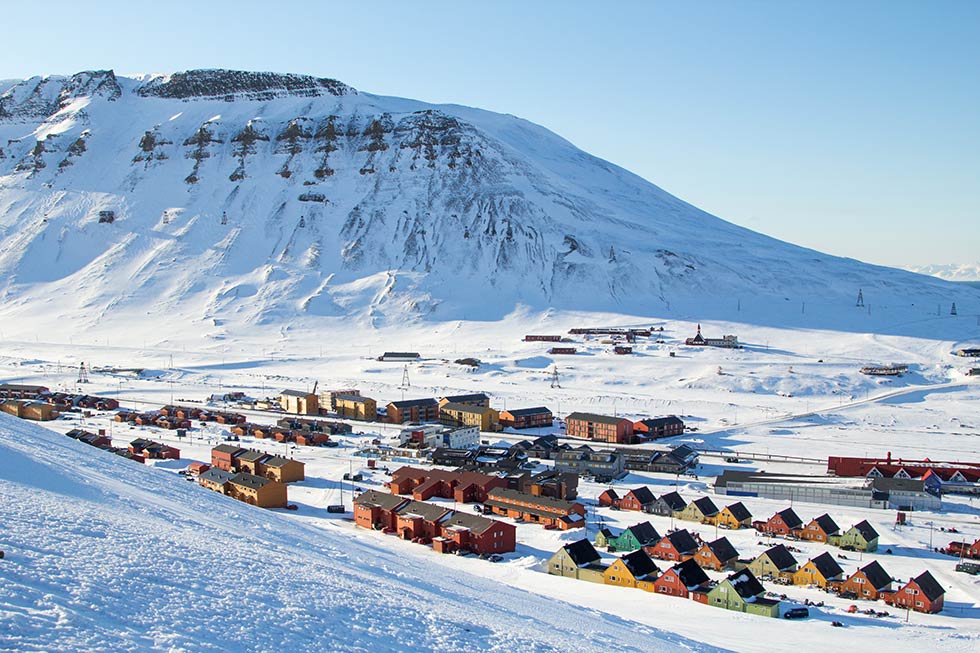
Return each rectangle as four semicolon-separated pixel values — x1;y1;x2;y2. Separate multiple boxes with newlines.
487;488;580;513
910;570;944;601
761;544;798;571
637;416;684;428
672;558;710;588
627;487;656;504
620;550;659;578
281;389;313;397
724;502;752;521
597;527;614;539
564;539;601;566
857;560;893;590
440;512;502;536
199;468;233;485
850;519;879;541
382;352;420;358
658;491;687;511
811;513;840;535
691;496;719;516
441;393;489;403
776;508;803;529
354;489;409;511
808;552;844;580
395;499;452;523
261;455;295;468
601;489;620;500
705;537;739;562
726;569;765;598
213;444;245;455
230;472;273;490
389;397;439;409
439;402;490;415
504;406;553;417
663;529;699;554
625;521;660;546
237;449;268;463
566;412;630;426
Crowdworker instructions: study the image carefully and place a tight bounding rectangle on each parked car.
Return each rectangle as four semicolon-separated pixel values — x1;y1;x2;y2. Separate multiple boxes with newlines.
326;505;345;513
783;607;809;620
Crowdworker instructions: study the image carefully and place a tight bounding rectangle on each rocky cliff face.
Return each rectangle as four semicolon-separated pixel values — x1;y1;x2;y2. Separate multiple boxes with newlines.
0;69;974;336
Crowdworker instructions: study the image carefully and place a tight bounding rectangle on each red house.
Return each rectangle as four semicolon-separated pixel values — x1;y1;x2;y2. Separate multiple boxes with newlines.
211;444;246;471
438;512;517;555
389;467;508;503
598;489;620;508
618;487;656;512
648;530;700;562
885;570;944;613
129;438;180;460
650;558;710;598
758;508;803;536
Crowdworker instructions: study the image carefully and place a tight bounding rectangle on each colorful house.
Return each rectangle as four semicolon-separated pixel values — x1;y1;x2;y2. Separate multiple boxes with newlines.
484;488;586;530
647;558;711;598
548;539;608;583
606;522;661;553
389;467;508;503
436;511;517;555
839;520;879;552
885;570;944;613
760;508;802;536
649;529;700;562
618;487;656;512
799;514;840;543
565;412;635;444
597;489;620;508
748;544;799;580
604;550;660;588
714;502;752;529
632;416;685;439
438;402;500;432
706;569;780;617
677;497;720;523
841;560;893;600
198;468;234;494
792;552;844;588
386;398;440;424
695;537;739;571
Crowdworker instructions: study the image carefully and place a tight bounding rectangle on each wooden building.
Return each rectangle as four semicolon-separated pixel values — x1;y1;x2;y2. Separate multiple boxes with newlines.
839;520;879;552
799;514;840;543
389;467;508;503
841;561;893;600
885;570;944;613
438;393;490;409
280;389;319;415
677;497;719;524
748;544;799;580
649;491;687;517
603;522;661;553
438;402;500;431
714;502;752;529
695;537;739;572
565;412;635;444
633;416;685;439
604;550;660;588
792;552;844;588
759;508;803;536
617;487;656;512
648;530;700;562
226;473;288;508
707;569;779;617
334;394;377;421
386;398;440;424
258;455;305;483
483;488;586;530
647;558;710;598
548;539;607;583
498;407;553;430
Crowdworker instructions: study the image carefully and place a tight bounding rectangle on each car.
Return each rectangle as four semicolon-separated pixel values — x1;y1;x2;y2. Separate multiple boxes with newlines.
543;524;558;531
326;505;346;514
783;607;809;620
839;591;858;600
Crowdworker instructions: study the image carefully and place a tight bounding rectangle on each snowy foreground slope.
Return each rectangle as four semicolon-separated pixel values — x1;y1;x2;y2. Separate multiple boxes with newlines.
0;413;711;653
0;69;976;341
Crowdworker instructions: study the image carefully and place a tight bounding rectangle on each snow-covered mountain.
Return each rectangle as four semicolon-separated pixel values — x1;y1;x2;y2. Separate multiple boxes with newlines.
905;262;980;283
0;69;975;337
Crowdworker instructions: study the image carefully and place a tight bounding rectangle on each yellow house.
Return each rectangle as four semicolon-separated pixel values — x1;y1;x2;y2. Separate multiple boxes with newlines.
438;402;500;431
792;552;844;588
676;497;720;523
259;455;306;483
714;502;752;529
227;472;288;508
280;390;319;415
334;394;377;421
604;550;659;588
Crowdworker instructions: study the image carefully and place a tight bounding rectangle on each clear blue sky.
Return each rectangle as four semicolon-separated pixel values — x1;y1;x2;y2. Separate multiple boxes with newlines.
4;1;978;267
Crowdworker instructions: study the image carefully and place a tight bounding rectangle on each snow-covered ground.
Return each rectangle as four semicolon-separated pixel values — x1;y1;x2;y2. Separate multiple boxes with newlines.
2;309;980;651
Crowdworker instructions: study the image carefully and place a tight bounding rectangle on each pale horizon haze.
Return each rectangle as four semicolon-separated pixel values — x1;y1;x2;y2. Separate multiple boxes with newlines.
1;1;977;269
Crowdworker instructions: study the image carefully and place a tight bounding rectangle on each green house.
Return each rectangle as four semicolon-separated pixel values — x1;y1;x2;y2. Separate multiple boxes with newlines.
605;522;661;553
706;569;780;618
838;520;879;552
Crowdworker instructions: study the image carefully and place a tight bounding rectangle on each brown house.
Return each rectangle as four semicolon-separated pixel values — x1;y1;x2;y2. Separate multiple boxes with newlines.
389;467;508;503
198;468;234;494
438;393;490;409
386;398;440;424
565;412;635;444
483;488;586;530
438;402;500;432
280;390;319;415
226;472;288;508
633;416;685;439
598;489;620;508
259;455;305;483
498;407;553;430
695;537;739;571
334;394;378;421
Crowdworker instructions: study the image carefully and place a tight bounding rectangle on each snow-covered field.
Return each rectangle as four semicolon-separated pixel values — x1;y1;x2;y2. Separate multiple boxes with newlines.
2;309;980;651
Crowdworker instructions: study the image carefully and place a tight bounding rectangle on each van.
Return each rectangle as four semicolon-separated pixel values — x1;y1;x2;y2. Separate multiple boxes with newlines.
783;607;809;620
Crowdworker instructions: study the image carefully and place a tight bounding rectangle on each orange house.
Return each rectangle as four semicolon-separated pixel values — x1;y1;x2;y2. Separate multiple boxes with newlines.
799;514;840;543
841;561;893;600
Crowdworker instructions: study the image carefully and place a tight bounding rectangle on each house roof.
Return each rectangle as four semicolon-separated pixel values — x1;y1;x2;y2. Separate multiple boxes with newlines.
199;468;234;485
381;352;421;358
811;513;840;535
486;488;581;513
663;529;699;553
440;393;489;403
910;570;944;601
857;560;892;590
261;455;296;468
439;402;491;415
726;569;765;598
672;558;710;588
657;491;687;511
237;449;268;463
626;487;656;504
354;489;410;511
389;397;439;409
691;496;719;516
724;502;752;522
624;521;660;545
440;511;503;536
760;544;798;571
230;472;273;490
600;489;620;500
504;407;552;418
395;500;451;523
636;416;684;429
281;389;313;398
775;508;803;529
564;539;602;566
850;519;879;541
807;552;844;580
597;527;615;539
566;412;630;426
705;537;739;562
620;550;659;578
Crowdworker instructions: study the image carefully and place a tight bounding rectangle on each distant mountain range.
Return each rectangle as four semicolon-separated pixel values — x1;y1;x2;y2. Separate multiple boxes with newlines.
1;69;976;337
904;263;980;283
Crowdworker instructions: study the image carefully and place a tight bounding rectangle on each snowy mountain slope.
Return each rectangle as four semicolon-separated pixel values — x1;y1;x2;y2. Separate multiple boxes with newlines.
906;262;980;282
0;69;976;338
0;413;714;653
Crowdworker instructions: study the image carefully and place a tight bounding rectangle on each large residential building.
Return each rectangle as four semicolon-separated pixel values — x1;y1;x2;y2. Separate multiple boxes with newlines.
386;398;440;424
565;412;635;444
280;390;319;415
389;467;508;503
438;402;500;432
333;394;378;421
633;416;685;439
438;393;490;408
554;446;626;481
483;488;586;530
499;407;553;430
